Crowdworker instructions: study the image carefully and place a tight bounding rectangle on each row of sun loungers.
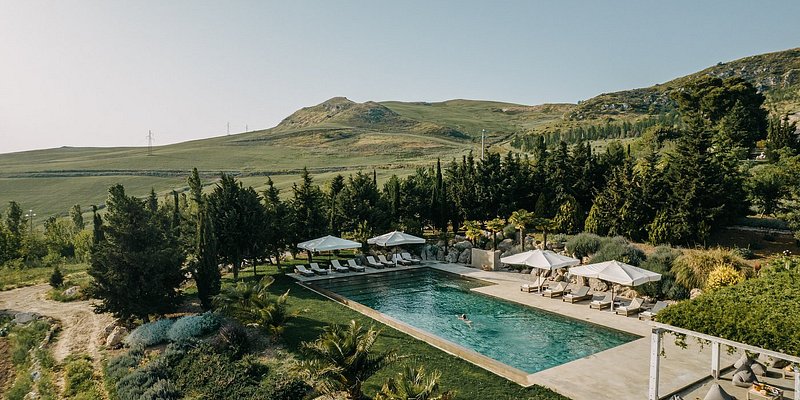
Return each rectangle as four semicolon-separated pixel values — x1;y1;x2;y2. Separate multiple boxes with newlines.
295;253;422;276
520;280;669;319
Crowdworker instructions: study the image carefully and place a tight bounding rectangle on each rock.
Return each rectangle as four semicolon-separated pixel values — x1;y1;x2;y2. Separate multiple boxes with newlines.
618;288;638;299
454;235;467;242
497;239;514;252
588;278;608;293
105;326;128;348
64;285;81;297
690;288;703;299
436;249;446;261
458;248;471;264
30;369;41;381
13;312;38;324
445;250;459;263
453;240;472;251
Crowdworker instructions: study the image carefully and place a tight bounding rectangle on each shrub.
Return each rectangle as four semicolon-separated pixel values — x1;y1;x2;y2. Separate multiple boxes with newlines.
41;252;64;269
124;319;175;348
671;248;750;290
589;236;645;266
705;265;743;291
105;345;144;385
64;355;102;398
214;321;250;358
49;266;63;288
140;379;181;400
565;233;602;259
261;368;312;400
116;358;170;400
167;313;220;343
172;346;270;399
637;246;688;300
213;277;294;338
732;246;756;260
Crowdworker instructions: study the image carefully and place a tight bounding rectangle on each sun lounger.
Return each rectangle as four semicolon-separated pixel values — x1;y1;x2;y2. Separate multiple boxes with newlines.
638;301;668;320
310;263;332;275
401;252;422;264
542;282;566;298
590;292;613;309
393;253;412;266
520;276;548;292
329;260;350;273
615;297;643;316
562;286;591;303
295;265;316;277
346;259;365;272
377;254;396;267
365;256;384;269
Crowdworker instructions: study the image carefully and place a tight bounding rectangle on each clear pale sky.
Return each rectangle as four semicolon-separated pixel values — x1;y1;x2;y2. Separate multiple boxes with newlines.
1;1;799;154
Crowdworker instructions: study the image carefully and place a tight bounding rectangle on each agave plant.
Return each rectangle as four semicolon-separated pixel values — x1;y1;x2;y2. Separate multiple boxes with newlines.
297;320;404;399
375;364;455;400
212;276;294;338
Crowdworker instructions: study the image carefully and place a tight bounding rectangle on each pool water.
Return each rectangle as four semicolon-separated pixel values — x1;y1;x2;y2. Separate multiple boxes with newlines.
311;268;639;374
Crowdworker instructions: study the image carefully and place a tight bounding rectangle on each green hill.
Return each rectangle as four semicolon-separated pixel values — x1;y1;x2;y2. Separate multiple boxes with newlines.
2;47;799;220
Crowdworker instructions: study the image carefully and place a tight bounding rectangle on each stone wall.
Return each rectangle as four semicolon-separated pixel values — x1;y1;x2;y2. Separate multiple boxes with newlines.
471;249;500;270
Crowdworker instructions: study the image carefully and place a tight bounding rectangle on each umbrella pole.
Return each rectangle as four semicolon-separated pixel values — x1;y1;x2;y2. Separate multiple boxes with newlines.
610;285;614;312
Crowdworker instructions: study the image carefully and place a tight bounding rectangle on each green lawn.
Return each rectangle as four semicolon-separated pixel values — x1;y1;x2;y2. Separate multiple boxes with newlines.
226;264;569;400
0;263;89;291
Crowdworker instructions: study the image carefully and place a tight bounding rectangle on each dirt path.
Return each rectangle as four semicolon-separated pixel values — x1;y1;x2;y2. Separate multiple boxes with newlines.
0;285;113;363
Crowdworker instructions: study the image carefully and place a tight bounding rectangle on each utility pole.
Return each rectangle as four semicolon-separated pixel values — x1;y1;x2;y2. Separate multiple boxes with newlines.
25;209;35;236
481;129;486;160
147;130;154;156
227;122;230;135
245;124;248;132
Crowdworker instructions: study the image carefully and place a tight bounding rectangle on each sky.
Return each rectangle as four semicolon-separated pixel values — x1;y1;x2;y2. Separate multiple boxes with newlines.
1;1;799;154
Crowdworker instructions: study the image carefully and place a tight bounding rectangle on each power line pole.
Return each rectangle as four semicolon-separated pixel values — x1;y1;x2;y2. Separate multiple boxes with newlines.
147;130;154;156
481;129;486;160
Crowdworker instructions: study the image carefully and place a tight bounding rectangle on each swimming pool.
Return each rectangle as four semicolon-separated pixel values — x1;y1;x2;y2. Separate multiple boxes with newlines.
310;267;638;374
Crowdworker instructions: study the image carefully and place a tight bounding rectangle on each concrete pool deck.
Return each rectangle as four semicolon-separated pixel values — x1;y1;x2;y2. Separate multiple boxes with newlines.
291;261;737;400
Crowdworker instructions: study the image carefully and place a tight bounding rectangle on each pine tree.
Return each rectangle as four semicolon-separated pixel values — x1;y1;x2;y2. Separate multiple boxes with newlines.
263;177;290;271
88;184;185;321
327;174;345;235
291;168;326;245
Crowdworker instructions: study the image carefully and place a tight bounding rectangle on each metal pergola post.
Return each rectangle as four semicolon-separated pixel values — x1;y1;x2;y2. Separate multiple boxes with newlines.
649;328;662;400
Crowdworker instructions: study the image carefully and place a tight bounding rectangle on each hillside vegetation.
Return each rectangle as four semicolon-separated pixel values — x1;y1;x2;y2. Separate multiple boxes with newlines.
2;47;800;219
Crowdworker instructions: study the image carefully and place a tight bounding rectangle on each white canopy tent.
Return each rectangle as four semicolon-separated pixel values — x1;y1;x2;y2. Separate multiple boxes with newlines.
501;249;580;291
568;260;661;311
367;231;425;266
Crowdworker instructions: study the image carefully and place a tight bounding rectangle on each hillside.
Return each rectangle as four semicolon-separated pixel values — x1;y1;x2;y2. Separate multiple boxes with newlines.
569;47;800;119
2;47;800;219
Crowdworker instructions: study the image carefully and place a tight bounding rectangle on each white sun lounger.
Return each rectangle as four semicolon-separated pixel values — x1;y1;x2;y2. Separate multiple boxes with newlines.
638;301;668;320
562;286;591;303
329;260;350;273
365;256;384;269
590;292;613;309
542;282;567;298
393;253;412;266
346;259;365;272
377;254;396;267
401;252;422;264
615;297;643;316
296;265;316;277
309;263;330;275
520;276;548;292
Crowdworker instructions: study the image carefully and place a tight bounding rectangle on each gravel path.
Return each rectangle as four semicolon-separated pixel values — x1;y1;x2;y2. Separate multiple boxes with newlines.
0;284;114;363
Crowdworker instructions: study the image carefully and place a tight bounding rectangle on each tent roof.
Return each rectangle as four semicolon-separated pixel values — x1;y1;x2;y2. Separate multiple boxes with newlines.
297;235;361;252
568;260;661;286
367;231;425;247
500;249;579;270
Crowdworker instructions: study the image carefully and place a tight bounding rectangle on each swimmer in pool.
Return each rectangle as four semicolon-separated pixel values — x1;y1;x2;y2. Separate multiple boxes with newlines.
458;314;471;323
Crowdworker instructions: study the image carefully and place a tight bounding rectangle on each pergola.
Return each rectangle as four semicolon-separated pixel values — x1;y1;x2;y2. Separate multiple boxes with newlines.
649;322;800;400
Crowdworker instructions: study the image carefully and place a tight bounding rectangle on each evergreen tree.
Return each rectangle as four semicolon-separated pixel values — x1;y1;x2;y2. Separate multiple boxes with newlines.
91;204;104;245
553;195;581;234
383;175;402;225
291;168;326;244
192;208;220;310
766;114;799;158
339;172;388;234
70;204;85;231
5;201;24;259
327;174;345;235
88;184;184;321
263;177;290;271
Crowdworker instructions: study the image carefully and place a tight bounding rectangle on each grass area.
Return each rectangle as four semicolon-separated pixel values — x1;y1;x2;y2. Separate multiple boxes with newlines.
4;319;58;400
1;263;89;291
224;264;569;400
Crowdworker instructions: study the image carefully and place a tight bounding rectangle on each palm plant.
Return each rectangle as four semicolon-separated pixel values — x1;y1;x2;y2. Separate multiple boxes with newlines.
485;217;506;251
508;209;534;251
298;320;404;399
375;364;455;400
460;220;483;245
212;276;293;338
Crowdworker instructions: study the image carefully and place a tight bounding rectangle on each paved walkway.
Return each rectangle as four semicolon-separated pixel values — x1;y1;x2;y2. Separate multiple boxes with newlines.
293;261;738;399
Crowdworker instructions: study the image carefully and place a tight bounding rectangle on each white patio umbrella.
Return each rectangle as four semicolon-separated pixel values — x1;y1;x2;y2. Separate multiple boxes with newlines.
501;249;580;291
298;235;362;271
568;260;661;311
367;231;425;266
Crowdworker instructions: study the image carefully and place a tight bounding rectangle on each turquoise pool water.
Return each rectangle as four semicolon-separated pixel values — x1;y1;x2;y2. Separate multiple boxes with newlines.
311;268;638;374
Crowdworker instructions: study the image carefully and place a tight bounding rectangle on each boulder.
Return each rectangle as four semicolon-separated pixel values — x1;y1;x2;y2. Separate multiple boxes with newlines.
458;248;471;264
13;312;39;324
105;326;128;348
436;249;446;261
497;239;514;252
618;288;639;299
445;250;459;263
453;241;472;251
64;285;81;297
690;288;703;299
588;278;608;293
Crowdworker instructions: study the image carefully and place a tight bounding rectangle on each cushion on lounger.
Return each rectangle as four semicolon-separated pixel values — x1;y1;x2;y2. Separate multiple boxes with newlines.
751;360;767;376
733;353;750;369
732;365;758;387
